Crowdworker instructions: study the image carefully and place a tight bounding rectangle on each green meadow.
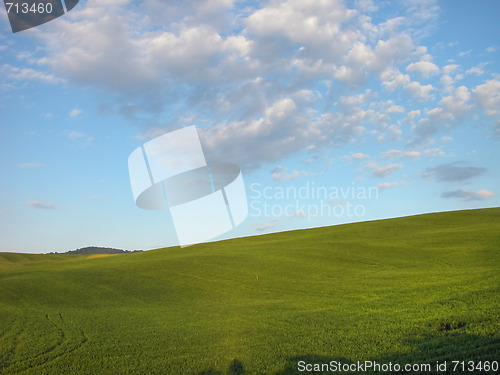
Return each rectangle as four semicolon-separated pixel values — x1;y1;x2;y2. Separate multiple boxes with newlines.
0;208;499;374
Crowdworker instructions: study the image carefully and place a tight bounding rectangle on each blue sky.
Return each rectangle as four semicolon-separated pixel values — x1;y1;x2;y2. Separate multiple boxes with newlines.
1;0;499;254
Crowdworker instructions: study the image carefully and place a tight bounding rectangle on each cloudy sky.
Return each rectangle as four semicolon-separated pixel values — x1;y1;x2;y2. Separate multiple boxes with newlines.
1;0;499;253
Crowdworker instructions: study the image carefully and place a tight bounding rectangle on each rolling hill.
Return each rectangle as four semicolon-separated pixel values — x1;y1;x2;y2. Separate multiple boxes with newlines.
0;208;499;374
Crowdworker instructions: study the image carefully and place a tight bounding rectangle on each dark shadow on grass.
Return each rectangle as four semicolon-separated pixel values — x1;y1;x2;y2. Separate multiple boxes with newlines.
228;359;245;375
274;332;500;374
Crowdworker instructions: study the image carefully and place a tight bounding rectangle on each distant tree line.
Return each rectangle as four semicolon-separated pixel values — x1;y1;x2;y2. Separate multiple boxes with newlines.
48;247;143;255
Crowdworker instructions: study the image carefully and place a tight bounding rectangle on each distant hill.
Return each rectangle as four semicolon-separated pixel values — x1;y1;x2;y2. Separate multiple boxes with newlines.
55;246;142;255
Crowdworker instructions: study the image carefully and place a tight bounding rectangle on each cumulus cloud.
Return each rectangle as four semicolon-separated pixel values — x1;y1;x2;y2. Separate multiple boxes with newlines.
4;0;496;169
406;60;439;77
458;49;472;57
441;189;495;201
387;105;405;114
473;79;500;117
199;96;367;169
365;162;403;177
352;152;370;160
411;85;472;143
382;149;421;159
405;109;421;123
377;181;406;190
422;162;486;183
440;64;461;92
466;63;486;76
473;79;500;136
271;166;301;182
246;0;358;64
0;64;62;84
355;0;378;12
381;67;434;100
423;147;445;157
403;0;441;37
70;109;83;118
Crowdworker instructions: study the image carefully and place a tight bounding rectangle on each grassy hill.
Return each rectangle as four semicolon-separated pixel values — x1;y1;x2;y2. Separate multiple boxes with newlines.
0;208;499;374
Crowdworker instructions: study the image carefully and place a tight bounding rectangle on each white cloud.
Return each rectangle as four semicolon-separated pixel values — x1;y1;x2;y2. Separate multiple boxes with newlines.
474;79;500;135
473;79;500;117
355;0;378;12
443;64;459;74
406;80;434;100
246;0;357;61
70;108;83;118
30;0;425;121
424;147;445;157
381;68;434;100
335;35;415;86
411;86;472;143
466;62;488;76
199;95;367;169
466;67;483;75
377;181;406;190
365;162;403;177
440;64;461;92
338;90;375;109
386;124;403;140
1;64;62;84
403;0;440;37
387;105;405;114
440;85;472;117
424;148;446;158
406;60;439;77
352;152;370;160
271;166;301;182
406;109;421;123
382;149;421;159
10;0;496;170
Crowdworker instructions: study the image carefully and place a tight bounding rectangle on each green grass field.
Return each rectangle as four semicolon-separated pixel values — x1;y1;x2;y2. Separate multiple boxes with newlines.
1;208;499;374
